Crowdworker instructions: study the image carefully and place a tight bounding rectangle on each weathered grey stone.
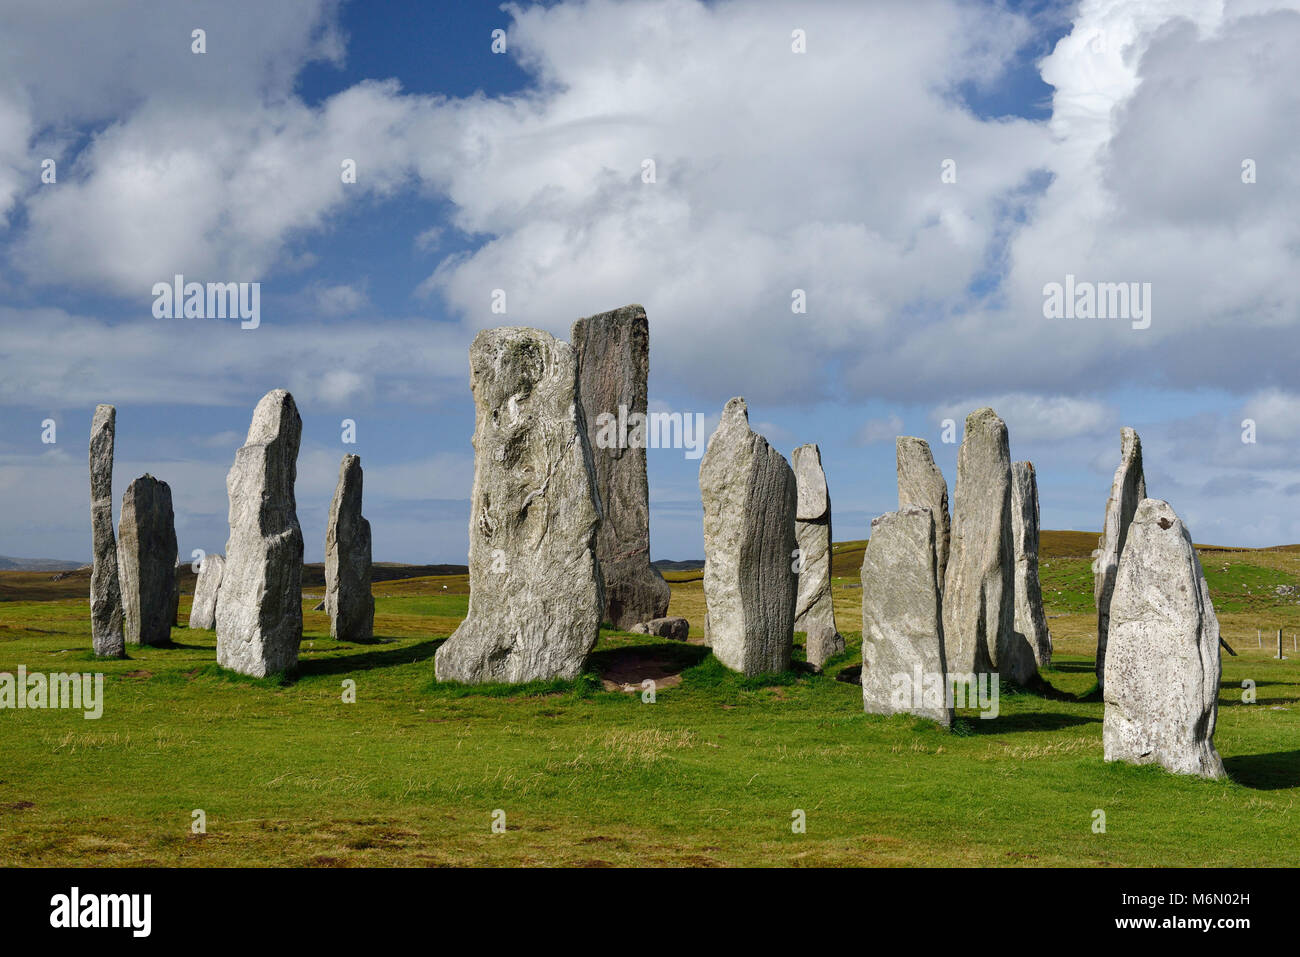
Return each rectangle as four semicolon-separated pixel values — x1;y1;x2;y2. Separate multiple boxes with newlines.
700;397;798;676
896;436;950;587
571;304;671;629
1103;499;1224;779
89;404;124;657
188;553;225;629
215;389;304;677
169;561;181;628
434;327;604;684
791;443;842;670
117;474;178;647
861;505;952;726
629;616;690;641
1011;461;1052;672
1094;427;1146;694
941;408;1032;682
325;454;374;643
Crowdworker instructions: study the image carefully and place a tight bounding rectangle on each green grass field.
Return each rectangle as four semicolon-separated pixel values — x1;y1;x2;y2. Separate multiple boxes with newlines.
1;535;1297;867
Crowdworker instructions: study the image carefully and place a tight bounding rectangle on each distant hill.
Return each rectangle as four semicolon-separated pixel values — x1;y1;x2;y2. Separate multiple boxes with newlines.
652;559;704;571
0;556;85;572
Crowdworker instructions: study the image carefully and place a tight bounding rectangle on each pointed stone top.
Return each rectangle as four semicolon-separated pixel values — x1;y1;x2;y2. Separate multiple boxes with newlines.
792;444;829;520
92;404;116;424
722;396;748;422
247;389;300;445
897;435;934;457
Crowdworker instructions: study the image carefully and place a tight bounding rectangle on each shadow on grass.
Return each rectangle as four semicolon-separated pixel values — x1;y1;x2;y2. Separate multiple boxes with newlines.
1224;750;1300;790
294;638;443;679
1050;661;1098;674
587;641;711;684
963;711;1100;734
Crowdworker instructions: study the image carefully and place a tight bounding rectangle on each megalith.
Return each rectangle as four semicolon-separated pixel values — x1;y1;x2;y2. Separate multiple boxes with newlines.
434;327;604;684
1011;461;1052;672
215;389;304;677
896;436;951;587
792;443;842;670
860;505;952;726
117;474;178;647
188;553;225;630
699;397;798;676
1094;427;1146;694
942;408;1021;680
89;404;124;657
1103;499;1224;779
571;304;671;629
325;453;375;643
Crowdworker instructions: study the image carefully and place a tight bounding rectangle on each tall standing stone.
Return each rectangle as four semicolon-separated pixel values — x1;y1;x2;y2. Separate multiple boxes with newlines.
1094;427;1146;694
1010;461;1052;671
942;408;1023;680
699;397;798;676
215;389;304;677
860;505;952;726
1103;499;1224;779
117;474;178;647
571;304;671;629
325;453;374;643
896;436;951;588
89;404;124;657
434;328;604;684
189;553;225;629
792;443;842;670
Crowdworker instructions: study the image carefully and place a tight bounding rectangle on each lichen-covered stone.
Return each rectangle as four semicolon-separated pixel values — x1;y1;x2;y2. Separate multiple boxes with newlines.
942;408;1015;678
861;505;952;726
215;389;304;677
571;304;671;629
1103;499;1224;779
117;474;178;647
89;404;124;657
1094;427;1146;694
896;436;950;587
434;327;604;684
1011;461;1052;672
189;553;225;630
792;443;841;670
325;454;374;643
700;397;798;676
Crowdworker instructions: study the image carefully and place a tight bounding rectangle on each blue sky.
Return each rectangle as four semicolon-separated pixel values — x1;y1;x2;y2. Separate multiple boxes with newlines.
1;0;1299;565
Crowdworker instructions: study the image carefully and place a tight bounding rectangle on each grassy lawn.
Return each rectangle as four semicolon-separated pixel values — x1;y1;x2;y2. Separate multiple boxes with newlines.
0;536;1297;867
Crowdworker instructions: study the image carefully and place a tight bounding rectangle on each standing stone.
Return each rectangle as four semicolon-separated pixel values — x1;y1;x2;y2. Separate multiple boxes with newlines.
89;404;124;657
1010;462;1052;671
792;444;842;670
896;436;951;587
434;328;604;684
699;397;798;676
215;389;304;677
571;304;671;629
942;408;1023;680
1103;499;1224;779
189;553;225;629
1094;427;1146;694
325;453;374;643
169;560;181;628
117;475;178;646
861;505;952;726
